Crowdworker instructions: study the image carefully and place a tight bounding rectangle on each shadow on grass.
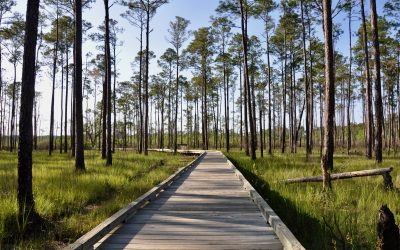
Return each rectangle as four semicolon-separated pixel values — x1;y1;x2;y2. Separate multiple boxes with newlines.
228;156;333;249
1;212;55;249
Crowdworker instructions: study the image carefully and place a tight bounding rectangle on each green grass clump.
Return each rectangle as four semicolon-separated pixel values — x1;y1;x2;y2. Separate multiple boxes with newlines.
0;150;194;249
225;149;400;249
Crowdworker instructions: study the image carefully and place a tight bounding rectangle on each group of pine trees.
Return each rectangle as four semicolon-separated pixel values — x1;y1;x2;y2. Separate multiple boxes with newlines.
3;0;400;221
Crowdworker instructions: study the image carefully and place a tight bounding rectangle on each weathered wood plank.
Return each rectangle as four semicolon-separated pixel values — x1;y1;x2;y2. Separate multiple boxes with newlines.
98;234;277;241
124;218;268;227
65;152;206;250
141;206;260;211
97;243;283;250
72;151;302;250
109;230;276;236
101;235;280;243
226;158;305;250
126;211;265;219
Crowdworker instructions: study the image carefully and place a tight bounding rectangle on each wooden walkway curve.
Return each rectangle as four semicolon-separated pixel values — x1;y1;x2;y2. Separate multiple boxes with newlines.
91;151;295;250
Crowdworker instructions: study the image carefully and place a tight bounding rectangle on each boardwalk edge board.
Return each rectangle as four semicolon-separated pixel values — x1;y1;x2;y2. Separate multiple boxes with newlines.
65;151;206;250
226;156;305;250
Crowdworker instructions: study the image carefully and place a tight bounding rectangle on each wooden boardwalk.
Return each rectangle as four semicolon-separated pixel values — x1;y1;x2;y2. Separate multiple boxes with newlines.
94;152;284;249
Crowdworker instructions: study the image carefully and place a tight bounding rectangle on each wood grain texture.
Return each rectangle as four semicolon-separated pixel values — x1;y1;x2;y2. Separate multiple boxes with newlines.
65;152;206;250
95;152;287;250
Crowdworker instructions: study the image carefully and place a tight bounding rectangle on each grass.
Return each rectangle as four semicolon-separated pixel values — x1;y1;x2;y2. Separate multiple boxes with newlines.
0;150;194;249
225;148;400;249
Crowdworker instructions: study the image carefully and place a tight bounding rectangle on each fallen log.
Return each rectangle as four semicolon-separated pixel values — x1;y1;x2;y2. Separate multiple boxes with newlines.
285;167;393;189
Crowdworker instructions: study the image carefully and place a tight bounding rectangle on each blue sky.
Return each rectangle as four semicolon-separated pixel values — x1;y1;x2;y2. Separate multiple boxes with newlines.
10;0;388;135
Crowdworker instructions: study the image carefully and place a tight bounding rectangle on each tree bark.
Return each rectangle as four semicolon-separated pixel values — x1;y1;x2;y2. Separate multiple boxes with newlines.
0;37;3;150
64;39;69;153
138;20;144;153
18;0;40;217
174;50;180;152
49;2;59;156
74;0;85;170
223;36;229;152
113;34;117;153
300;0;310;160
102;78;107;158
347;4;352;154
281;31;287;154
370;0;383;163
321;0;334;191
144;6;150;156
361;0;373;159
266;31;272;155
240;0;256;160
104;0;112;165
71;45;75;157
10;63;17;152
33;96;38;150
239;60;243;151
60;51;64;154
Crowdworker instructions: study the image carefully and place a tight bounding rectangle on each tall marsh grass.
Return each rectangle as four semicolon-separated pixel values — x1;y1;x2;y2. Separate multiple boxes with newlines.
0;150;194;248
226;150;400;249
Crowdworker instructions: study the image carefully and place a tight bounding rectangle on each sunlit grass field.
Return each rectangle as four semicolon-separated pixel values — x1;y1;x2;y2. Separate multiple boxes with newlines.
226;149;400;249
0;150;194;249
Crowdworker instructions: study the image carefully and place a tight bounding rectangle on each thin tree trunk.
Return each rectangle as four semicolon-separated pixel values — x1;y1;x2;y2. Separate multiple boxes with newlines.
243;61;249;155
267;31;272;155
10;63;17;152
33;96;38;150
49;3;59;156
321;0;334;190
259;98;263;157
160;83;165;149
74;0;85;170
71;40;76;157
0;37;2;150
240;0;256;159
104;0;112;165
282;31;287;154
239;62;243;151
60;51;64;154
144;7;150;155
49;47;56;156
347;4;352;154
306;4;314;152
101;78;107;158
174;51;180;153
167;61;172;149
138;21;143;153
223;38;229;152
64;40;69;153
301;0;310;159
113;38;117;153
361;0;373;159
370;0;383;163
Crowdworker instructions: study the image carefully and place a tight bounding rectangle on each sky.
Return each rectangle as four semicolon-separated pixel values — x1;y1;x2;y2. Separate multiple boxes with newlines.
8;0;388;136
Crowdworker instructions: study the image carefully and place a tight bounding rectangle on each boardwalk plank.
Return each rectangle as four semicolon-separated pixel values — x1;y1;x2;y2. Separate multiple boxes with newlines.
95;152;285;250
98;243;283;250
102;238;281;245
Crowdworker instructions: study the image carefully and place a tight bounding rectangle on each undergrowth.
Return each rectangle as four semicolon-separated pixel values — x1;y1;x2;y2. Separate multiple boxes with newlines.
225;149;400;249
0;150;194;249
